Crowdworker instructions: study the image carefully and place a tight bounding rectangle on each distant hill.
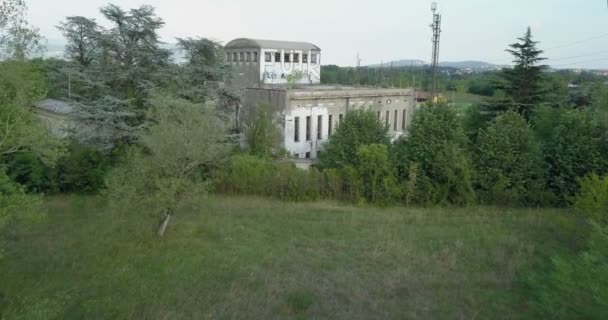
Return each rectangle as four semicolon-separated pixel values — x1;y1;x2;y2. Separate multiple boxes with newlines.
368;59;508;72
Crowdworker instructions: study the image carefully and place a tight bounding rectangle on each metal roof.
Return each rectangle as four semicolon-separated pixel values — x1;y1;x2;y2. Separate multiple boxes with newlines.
225;38;320;51
33;99;74;114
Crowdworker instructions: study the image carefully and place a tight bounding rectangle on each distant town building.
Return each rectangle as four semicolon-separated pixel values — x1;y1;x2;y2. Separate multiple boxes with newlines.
225;38;321;88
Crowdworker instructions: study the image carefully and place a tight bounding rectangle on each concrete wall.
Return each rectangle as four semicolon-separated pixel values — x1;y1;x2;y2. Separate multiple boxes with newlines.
244;87;416;160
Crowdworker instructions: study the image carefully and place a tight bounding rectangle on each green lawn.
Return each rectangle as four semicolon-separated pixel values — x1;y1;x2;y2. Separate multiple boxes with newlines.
0;196;580;319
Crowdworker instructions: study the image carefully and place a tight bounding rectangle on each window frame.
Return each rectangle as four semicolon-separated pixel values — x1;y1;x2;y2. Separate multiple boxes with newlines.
317;115;323;140
294;117;300;142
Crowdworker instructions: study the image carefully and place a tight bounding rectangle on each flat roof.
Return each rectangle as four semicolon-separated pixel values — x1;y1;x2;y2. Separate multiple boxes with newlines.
226;38;320;51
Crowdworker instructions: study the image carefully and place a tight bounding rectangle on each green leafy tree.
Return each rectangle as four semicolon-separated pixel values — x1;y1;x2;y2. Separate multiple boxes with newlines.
393;103;475;205
57;16;101;67
540;108;608;203
474;112;546;205
573;174;608;225
0;0;43;60
105;96;232;236
318;109;390;169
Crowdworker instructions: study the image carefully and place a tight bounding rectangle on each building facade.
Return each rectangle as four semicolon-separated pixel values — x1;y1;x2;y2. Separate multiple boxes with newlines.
225;38;322;88
244;86;416;159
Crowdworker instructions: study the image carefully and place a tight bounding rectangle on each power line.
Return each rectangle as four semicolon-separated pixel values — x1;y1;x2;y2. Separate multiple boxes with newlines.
543;32;608;51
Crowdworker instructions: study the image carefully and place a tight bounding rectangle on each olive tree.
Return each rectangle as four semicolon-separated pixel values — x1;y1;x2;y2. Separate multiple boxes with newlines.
105;96;232;236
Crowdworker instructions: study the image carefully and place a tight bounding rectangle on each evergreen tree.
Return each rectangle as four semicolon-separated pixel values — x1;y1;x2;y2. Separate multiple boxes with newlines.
498;27;548;119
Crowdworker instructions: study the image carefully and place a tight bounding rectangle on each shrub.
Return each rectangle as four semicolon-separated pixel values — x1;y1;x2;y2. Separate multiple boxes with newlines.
356;144;399;205
244;103;281;158
54;143;111;194
573;174;608;225
318;109;390;169
474;112;547;205
216;155;274;196
273;163;320;202
527;221;608;319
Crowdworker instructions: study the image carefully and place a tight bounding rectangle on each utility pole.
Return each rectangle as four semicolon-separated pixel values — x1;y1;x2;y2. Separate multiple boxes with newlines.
430;2;442;99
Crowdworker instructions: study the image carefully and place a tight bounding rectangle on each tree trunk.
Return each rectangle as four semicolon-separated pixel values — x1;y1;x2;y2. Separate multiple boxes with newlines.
157;211;172;237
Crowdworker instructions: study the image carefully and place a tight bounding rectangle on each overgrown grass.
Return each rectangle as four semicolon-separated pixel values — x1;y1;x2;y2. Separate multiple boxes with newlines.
0;196;582;319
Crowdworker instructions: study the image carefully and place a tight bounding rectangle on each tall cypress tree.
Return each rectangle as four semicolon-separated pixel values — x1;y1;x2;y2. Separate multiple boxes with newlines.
501;27;548;120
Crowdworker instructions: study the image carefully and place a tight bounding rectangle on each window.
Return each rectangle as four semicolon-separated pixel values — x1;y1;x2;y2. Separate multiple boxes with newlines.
339;114;344;124
305;152;311;159
385;111;390;126
275;52;281;63
238;52;244;61
394;110;398;130
387;99;392;104
265;52;272;62
226;52;231;62
232;52;237;62
245;52;251;62
253;52;258;62
378;100;382;105
311;53;318;64
328;115;333;137
303;54;308;63
294;53;300;63
402;110;407;130
294;117;300;142
377;111;381;120
317;115;323;140
284;53;291;63
306;116;311;141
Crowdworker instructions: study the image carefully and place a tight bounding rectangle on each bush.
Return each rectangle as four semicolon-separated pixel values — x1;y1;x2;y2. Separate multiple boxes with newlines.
393;103;475;205
356;144;399;205
318;109;390;169
474;112;547;205
527;221;608;319
573;174;608;225
216;155;274;196
273;163;320;202
54;143;111;194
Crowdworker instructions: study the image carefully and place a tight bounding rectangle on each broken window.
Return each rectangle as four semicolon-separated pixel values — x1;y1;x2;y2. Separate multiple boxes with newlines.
402;110;407;130
226;52;231;62
253;52;258;62
377;111;381;120
303;54;308;63
305;152;311;159
284;53;291;63
294;117;300;142
239;52;244;61
385;111;390;127
311;53;318;64
328;115;333;137
275;52;281;63
394;110;398;130
339;114;344;124
232;52;237;62
294;53;300;63
265;52;272;62
317;115;323;140
246;52;251;61
306;116;311;141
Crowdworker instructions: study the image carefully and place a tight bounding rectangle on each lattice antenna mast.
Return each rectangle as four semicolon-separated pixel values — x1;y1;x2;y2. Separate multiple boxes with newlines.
430;2;442;99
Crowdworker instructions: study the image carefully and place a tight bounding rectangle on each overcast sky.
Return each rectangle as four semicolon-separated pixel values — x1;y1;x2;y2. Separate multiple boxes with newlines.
26;0;608;68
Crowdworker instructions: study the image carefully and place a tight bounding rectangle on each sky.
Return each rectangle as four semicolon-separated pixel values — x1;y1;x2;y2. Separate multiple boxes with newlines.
26;0;608;69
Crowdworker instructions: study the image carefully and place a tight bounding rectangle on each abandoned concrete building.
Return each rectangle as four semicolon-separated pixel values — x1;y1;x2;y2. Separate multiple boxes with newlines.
225;38;322;87
228;38;416;160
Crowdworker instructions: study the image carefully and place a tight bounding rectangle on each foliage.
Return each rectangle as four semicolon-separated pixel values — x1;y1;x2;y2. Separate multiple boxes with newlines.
573;174;608;225
474;112;547;205
57;16;101;67
244;103;281;158
393;103;475;205
356;144;398;205
318;109;390;169
105;96;232;228
527;221;608;320
539;107;608;204
216;155;274;196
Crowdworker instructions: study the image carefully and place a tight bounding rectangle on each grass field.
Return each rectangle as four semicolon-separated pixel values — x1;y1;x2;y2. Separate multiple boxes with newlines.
0;196;581;319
